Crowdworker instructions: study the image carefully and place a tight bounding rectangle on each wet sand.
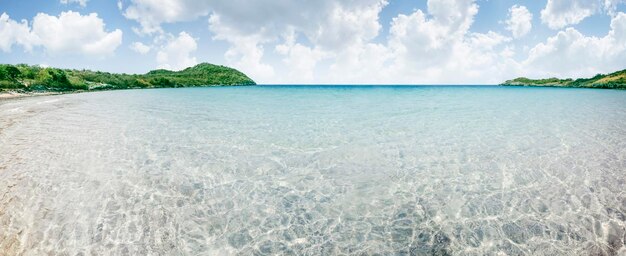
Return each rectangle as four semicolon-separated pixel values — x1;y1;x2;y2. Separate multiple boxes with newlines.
0;91;62;100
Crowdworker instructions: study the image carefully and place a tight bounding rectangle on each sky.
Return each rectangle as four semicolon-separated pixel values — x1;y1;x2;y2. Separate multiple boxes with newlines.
0;0;625;84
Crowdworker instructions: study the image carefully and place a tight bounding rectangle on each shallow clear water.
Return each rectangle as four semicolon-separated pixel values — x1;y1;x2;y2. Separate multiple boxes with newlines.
0;86;625;255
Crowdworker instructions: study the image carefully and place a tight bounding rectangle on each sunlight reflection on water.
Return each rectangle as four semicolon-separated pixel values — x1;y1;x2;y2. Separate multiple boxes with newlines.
0;86;625;255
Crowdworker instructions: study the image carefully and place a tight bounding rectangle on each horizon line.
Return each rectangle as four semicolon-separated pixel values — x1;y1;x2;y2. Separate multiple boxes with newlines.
255;84;500;86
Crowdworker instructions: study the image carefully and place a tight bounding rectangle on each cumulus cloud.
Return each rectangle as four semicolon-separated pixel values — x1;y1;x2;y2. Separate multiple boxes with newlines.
130;42;150;54
207;14;275;81
426;0;478;34
506;5;533;38
60;0;88;7
0;11;122;57
525;12;626;78
383;0;513;84
204;0;387;83
156;32;198;71
123;0;212;34
120;0;388;82
32;11;123;57
0;13;38;52
113;0;626;83
325;42;391;84
387;0;478;69
275;31;327;82
198;0;519;84
604;0;626;14
541;0;599;29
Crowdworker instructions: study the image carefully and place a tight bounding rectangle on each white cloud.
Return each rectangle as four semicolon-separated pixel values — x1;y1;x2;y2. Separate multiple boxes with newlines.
207;14;275;81
13;0;621;83
0;11;122;57
196;0;518;84
120;0;389;82
525;12;626;78
130;42;150;54
275;31;327;83
604;0;626;14
32;11;122;57
426;0;478;34
325;42;391;84
308;1;386;50
156;32;198;71
119;0;388;82
506;5;533;38
205;0;385;48
0;13;38;52
384;0;478;67
204;0;387;83
123;0;212;34
60;0;88;7
378;0;518;84
541;0;599;29
117;0;123;10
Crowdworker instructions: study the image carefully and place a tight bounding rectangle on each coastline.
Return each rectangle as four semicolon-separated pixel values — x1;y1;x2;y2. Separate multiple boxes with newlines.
501;69;626;90
0;85;254;101
0;90;64;101
500;84;626;90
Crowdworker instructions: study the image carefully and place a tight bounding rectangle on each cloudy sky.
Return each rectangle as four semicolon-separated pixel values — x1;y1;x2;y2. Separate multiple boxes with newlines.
1;0;625;84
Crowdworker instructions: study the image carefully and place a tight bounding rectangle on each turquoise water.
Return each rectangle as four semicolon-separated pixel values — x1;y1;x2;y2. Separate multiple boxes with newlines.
0;86;625;255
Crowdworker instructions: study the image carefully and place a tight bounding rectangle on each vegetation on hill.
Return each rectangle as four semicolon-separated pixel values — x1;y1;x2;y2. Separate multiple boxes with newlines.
501;69;626;89
0;63;255;92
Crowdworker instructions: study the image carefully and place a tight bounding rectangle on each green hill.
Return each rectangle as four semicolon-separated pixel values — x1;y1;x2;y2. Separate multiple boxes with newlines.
501;69;626;89
0;63;256;92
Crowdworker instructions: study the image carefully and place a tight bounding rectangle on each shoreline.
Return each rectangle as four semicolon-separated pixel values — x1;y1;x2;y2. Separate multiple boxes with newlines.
0;85;252;101
0;90;65;101
500;84;626;90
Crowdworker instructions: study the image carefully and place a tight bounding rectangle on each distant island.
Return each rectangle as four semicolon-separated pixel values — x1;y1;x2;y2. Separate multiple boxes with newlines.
0;63;255;97
501;69;626;90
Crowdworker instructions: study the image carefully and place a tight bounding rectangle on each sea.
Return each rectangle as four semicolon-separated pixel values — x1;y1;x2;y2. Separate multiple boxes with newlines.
0;86;625;255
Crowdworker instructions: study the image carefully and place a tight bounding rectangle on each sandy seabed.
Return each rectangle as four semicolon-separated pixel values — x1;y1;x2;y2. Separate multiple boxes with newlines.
1;87;625;255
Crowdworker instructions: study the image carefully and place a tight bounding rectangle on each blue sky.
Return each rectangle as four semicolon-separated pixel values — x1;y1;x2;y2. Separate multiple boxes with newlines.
1;0;625;84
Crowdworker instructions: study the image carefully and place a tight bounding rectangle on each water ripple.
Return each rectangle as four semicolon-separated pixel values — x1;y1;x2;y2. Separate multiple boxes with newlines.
0;87;625;255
